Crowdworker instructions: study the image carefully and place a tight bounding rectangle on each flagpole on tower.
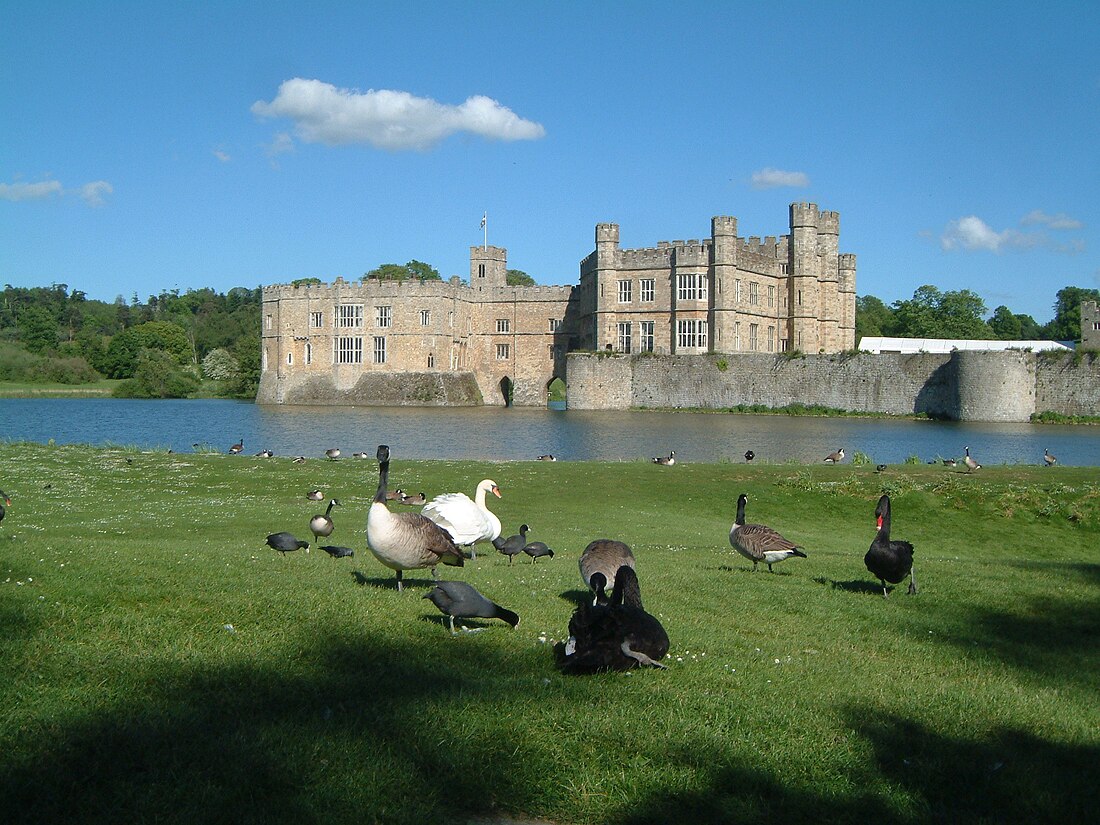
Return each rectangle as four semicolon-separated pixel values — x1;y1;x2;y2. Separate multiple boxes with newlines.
480;212;487;250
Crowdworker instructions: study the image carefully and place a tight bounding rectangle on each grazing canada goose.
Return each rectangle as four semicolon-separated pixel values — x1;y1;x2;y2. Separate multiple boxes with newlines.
423;581;520;634
306;489;324;501
866;494;917;597
522;540;555;563
824;448;845;464
942;458;957;467
652;451;676;466
228;438;244;455
366;445;464;592
744;450;755;462
1044;449;1057;467
729;493;807;573
325;448;341;460
421;478;502;559
266;531;309;555
320;545;355;559
292;455;307;464
254;449;274;458
0;490;10;528
579;539;637;604
398;491;427;506
309;498;341;543
536;454;557;461
963;446;981;472
561;566;669;674
492;524;530;564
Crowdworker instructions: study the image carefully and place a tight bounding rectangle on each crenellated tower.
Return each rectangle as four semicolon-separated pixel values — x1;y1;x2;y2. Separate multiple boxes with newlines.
788;202;821;353
470;245;507;291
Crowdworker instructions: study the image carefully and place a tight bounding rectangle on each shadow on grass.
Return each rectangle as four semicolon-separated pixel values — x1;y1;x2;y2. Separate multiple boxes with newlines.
350;570;438;591
812;576;887;596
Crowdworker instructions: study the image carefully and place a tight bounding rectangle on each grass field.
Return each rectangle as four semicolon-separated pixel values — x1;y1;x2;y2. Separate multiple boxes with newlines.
1;442;1097;824
0;379;122;397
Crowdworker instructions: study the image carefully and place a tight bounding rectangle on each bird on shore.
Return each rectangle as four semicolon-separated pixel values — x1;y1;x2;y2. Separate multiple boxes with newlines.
292;455;307;464
865;494;917;597
306;489;325;501
423;581;520;634
228;438;244;455
963;446;981;472
1044;449;1057;467
309;498;341;543
536;454;557;461
729;493;807;573
653;451;676;466
942;458;957;467
579;539;636;604
875;464;887;473
0;490;11;528
352;451;371;459
824;448;845;464
266;532;309;555
398;492;427;506
384;488;407;502
493;524;530;564
366;445;464;592
421;478;502;560
320;545;355;559
561;565;669;674
744;450;755;462
522;540;555;563
255;449;274;458
325;448;341;460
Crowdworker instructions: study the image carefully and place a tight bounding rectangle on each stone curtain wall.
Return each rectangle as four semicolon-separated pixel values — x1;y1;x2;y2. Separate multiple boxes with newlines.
256;371;483;406
566;351;1100;422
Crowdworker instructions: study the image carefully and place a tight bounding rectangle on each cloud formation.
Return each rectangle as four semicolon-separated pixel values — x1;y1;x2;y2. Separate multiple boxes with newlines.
1;177;111;206
252;78;546;151
80;181;113;207
750;168;810;189
941;211;1084;254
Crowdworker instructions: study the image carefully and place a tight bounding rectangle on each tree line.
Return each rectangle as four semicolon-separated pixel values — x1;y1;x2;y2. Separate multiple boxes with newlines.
2;277;1095;399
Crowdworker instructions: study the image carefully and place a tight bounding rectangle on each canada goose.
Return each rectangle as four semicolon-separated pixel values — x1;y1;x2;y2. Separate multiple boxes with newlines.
255;449;274;458
366;445;464;592
942;458;957;467
398;492;427;506
310;498;341;543
729;493;807;573
652;451;676;466
561;566;669;674
352;451;370;459
0;490;10;528
385;488;407;502
963;446;981;472
579;539;636;604
522;541;555;563
306;489;324;501
493;524;529;564
824;448;845;464
866;494;917;597
875;464;887;473
423;581;520;634
228;438;244;455
292;456;307;464
325;448;341;460
1044;449;1057;467
421;479;502;559
744;450;755;462
266;531;309;554
536;454;557;461
320;545;355;559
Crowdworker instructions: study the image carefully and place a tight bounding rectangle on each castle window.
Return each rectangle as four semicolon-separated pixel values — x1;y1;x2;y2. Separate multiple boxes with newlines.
265;314;272;330
676;273;708;301
617;322;632;353
640;320;655;352
618;280;632;303
335;336;363;364
749;282;760;306
735;279;742;303
640;279;654;302
780;263;789;275
376;306;391;328
749;324;759;351
735;322;741;351
496;318;510;333
305;343;312;364
373;336;387;364
262;347;268;371
496;343;510;360
336;304;363;328
420;309;431;326
768;285;775;308
478;264;485;279
1093;322;1100;330
676;319;708;350
309;312;323;329
767;325;775;352
287;352;293;366
549;344;555;361
427;352;435;369
797;290;803;307
548;318;562;332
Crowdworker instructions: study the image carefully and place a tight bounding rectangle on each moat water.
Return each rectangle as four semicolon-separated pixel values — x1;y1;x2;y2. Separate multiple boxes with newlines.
2;398;1099;466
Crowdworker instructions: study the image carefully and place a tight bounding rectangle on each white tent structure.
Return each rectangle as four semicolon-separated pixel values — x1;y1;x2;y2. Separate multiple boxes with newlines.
857;337;1072;355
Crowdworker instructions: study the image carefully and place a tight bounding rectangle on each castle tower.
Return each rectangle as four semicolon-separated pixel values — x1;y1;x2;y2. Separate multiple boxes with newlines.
817;210;840;350
470;245;507;291
788;202;821;353
838;253;857;349
592;223;621;350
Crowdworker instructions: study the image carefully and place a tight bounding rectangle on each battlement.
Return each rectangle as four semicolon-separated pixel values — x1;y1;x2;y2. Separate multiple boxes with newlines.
818;211;839;235
790;202;820;228
712;215;738;236
596;223;620;246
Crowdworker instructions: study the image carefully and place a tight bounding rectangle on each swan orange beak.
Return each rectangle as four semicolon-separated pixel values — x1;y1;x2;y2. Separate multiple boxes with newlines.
492;485;501;498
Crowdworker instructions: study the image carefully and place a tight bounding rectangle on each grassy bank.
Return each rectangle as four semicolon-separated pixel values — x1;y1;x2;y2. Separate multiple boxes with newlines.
0;379;122;397
1;443;1097;824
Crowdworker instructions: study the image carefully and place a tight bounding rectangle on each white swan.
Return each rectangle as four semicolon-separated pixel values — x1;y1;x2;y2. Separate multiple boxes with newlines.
421;479;502;551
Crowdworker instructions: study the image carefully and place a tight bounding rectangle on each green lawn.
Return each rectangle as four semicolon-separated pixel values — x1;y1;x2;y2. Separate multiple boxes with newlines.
0;379;122;397
0;443;1097;824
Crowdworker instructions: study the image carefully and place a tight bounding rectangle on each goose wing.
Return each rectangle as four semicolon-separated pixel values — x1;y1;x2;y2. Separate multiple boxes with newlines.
731;523;801;560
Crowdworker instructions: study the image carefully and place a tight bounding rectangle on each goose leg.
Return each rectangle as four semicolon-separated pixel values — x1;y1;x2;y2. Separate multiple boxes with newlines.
431;566;440;581
449;615;457;635
881;579;889;598
767;563;774;573
621;641;667;669
752;561;758;572
908;566;918;595
395;570;404;592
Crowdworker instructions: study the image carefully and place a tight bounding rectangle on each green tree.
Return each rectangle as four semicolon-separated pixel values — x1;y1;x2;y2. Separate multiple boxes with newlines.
891;285;993;339
202;348;239;381
855;295;895;340
364;261;442;282
405;260;441;281
113;349;199;398
988;305;1022;339
291;277;322;287
17;305;58;353
506;269;536;286
1043;286;1100;341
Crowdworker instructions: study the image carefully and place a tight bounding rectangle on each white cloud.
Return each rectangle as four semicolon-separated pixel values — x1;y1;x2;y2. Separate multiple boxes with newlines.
79;180;113;207
213;148;231;162
0;179;63;202
1020;209;1083;230
265;132;295;158
750;167;810;190
941;214;1083;254
251;78;546;151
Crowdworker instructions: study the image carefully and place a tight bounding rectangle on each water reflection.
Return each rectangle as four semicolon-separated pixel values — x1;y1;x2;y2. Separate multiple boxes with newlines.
2;398;1098;466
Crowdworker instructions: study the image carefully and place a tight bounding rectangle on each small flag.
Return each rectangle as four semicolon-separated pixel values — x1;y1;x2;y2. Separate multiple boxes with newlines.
480;212;486;229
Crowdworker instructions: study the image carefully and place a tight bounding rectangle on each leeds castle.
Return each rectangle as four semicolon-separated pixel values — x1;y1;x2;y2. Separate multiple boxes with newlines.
257;202;857;407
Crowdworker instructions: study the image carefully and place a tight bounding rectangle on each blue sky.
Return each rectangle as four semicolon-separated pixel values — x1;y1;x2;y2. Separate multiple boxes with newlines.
3;1;1098;323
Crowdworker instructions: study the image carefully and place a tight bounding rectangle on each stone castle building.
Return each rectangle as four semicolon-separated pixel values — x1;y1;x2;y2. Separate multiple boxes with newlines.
256;202;856;406
1083;300;1100;350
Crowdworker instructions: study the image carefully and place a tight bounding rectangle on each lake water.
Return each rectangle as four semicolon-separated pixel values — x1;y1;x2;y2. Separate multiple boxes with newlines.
2;398;1098;467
